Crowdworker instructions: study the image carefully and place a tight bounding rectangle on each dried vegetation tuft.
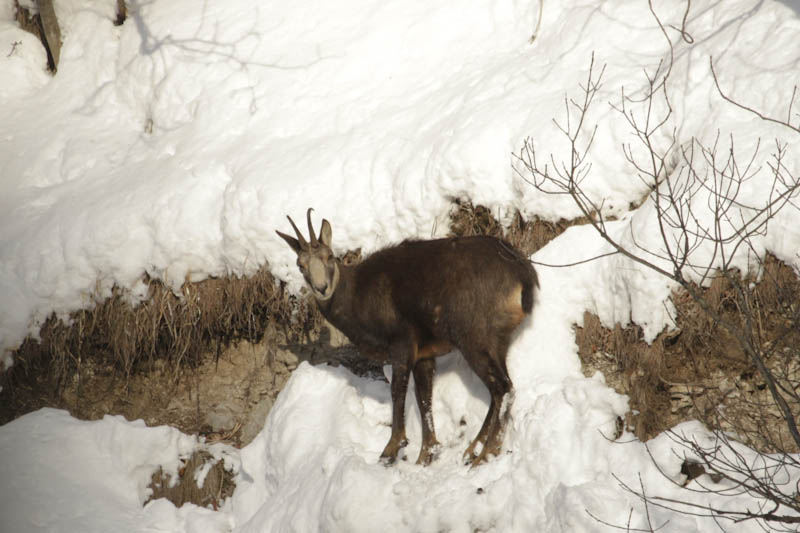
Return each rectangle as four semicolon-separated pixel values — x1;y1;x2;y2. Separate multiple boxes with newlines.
146;449;235;510
577;254;800;451
1;268;322;424
448;199;586;257
5;200;796;458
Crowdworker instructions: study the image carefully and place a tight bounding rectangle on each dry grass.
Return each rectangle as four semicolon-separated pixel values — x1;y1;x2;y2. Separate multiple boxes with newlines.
2;197;796;510
576;313;670;439
576;255;800;450
1;266;323;424
448;199;587;256
146;449;235;510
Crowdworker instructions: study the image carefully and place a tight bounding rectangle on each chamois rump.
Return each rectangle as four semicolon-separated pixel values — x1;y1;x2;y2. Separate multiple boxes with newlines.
277;209;538;466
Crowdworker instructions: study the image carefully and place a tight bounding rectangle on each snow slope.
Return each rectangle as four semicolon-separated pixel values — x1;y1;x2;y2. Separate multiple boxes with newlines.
1;0;799;531
0;408;235;532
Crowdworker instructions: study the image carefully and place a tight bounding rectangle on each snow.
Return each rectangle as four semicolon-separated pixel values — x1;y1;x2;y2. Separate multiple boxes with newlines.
1;0;799;531
0;408;234;533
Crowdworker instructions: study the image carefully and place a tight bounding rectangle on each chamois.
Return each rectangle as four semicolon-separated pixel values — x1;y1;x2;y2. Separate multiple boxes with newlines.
276;209;538;466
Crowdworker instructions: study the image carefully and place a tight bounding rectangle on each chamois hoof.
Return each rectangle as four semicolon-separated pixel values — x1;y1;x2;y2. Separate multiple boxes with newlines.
379;455;397;467
463;450;479;467
415;443;441;466
470;453;490;468
462;439;485;466
379;437;408;466
463;445;500;468
379;451;409;467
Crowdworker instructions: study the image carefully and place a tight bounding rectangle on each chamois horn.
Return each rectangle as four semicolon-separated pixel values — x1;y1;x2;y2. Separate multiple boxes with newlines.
307;208;318;246
286;214;308;250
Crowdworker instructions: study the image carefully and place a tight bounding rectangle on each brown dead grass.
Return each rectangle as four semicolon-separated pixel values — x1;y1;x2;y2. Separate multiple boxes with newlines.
448;199;587;256
0;267;323;425
1;198;795;511
146;449;235;510
576;255;800;451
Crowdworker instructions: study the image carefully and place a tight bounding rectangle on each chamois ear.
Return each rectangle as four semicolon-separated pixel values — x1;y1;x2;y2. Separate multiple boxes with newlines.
319;219;332;248
276;230;302;255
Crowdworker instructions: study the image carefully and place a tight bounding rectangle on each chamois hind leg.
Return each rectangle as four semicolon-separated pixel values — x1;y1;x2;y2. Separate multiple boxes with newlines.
462;345;513;466
380;356;411;464
413;358;440;465
460;352;501;462
478;357;514;464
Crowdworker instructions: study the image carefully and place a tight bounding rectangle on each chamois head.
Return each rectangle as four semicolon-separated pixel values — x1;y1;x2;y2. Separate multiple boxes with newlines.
276;208;339;301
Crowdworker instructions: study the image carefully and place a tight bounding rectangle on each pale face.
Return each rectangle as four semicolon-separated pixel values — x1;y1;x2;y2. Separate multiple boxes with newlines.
295;243;339;300
276;213;339;301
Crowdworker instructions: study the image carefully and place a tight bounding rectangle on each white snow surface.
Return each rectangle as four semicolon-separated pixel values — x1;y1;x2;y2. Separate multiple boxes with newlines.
1;0;799;531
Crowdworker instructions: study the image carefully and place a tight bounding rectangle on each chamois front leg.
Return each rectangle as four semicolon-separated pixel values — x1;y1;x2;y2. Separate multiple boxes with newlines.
380;359;411;464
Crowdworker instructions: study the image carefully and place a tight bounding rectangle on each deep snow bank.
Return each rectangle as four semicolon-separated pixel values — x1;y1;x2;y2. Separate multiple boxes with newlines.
0;408;235;532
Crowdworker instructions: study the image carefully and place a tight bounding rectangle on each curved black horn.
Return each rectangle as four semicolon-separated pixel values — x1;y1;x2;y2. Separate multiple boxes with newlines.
307;208;318;246
286;215;308;249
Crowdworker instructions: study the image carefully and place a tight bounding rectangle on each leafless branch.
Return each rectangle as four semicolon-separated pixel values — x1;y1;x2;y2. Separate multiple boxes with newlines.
516;4;800;529
710;58;800;135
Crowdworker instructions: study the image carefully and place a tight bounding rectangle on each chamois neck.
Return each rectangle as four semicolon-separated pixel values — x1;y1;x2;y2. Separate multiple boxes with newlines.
314;259;352;318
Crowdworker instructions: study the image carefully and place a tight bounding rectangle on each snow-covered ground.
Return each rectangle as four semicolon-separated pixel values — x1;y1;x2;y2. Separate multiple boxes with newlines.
1;0;799;531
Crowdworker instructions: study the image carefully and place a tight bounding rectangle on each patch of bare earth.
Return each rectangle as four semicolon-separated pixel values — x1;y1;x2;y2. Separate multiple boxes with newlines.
0;201;568;425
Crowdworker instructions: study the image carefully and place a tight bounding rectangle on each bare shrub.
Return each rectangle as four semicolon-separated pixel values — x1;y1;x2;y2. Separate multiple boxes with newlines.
515;3;800;528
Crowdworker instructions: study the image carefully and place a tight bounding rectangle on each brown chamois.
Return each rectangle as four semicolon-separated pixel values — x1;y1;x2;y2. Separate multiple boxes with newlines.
276;209;538;466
